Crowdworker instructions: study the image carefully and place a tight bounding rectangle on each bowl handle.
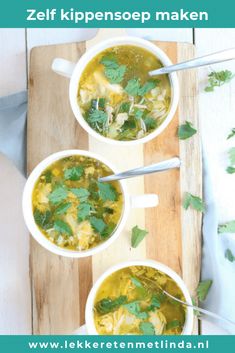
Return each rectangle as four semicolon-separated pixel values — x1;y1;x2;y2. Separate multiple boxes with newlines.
130;194;158;209
51;58;76;78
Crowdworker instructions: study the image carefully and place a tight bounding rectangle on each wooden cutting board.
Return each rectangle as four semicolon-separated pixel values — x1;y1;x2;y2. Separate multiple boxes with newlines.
28;30;202;334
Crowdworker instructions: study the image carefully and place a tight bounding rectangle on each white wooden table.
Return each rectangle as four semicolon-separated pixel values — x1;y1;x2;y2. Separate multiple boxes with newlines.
1;27;235;335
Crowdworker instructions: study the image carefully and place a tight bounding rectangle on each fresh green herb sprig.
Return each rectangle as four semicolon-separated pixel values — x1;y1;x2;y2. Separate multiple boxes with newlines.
95;296;127;314
225;249;235;262
178;121;197;140
218;220;235;234
227;128;235;140
197;280;213;301
205;70;234;92
183;193;205;212
100;55;126;84
131;225;148;248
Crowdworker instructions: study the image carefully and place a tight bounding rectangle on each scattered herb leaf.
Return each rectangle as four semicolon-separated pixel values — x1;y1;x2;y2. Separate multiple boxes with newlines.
100;55;126;84
88;110;108;125
124;301;148;319
166;319;181;330
90;216;106;234
205;70;234;92
143;116;157;131
138;80;158;96
227;128;235;140
225;249;235;262
228;147;235;165
77;202;93;222
218;220;235;234
131;276;144;288
197;280;213;301
125;78;141;96
70;188;90;202
178;121;197;140
34;209;53;230
97;182;118;201
183;192;205;213
131;225;148;248
226;166;235;174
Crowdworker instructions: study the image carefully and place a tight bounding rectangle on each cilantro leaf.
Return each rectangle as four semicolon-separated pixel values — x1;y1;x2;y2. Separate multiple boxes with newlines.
54;219;72;237
131;225;148;248
95;295;127;314
97;182;118;201
100;222;116;238
218;220;235;234
125;78;141;96
228;147;235;165
197;280;213;301
226;166;235;174
138;80;158;96
55;202;72;215
143;116;157;131
48;186;68;205
178;121;197;140
205;70;234;92
227;128;235;140
225;249;235;262
146;295;161;312
134;108;144;120
88;110;108;125
34;209;53;230
42;170;52;183
166;320;181;330
100;55;126;84
124;301;148;319
70;188;90;202
64;166;84;181
90;216;106;234
131;276;143;288
139;322;155;335
183;193;205;213
119;102;130;113
77;202;93;222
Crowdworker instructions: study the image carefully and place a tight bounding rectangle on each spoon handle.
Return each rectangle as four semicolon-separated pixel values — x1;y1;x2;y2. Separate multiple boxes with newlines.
163;290;235;328
149;48;235;76
98;157;180;183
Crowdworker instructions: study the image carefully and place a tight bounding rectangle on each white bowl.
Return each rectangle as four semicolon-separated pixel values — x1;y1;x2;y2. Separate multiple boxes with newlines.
22;150;158;258
52;36;179;146
85;260;194;335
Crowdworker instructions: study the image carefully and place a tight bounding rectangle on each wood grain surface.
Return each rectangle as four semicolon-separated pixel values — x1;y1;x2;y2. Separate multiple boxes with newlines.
28;34;201;334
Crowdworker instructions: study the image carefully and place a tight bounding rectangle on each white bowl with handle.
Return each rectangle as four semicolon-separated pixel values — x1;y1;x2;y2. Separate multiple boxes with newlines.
52;36;179;146
75;259;194;335
22;150;158;258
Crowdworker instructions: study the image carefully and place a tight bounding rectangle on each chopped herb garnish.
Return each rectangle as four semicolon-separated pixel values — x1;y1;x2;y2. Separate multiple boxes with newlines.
119;102;130;113
225;249;235;262
183;192;205;213
87;110;108;125
77;202;93;222
166;319;181;330
197;280;213;301
43;170;52;183
218;220;235;234
134;108;144;120
55;202;72;215
227;166;235;174
178;121;197;140
70;187;90;202
205;70;234;92
139;322;155;335
227;128;235;140
131;276;144;288
90;216;106;234
146;295;161;311
143;116;157;131
131;225;148;248
100;222;116;238
100;55;126;84
34;209;53;230
64;166;84;181
97;182;118;201
48;186;68;205
95;295;127;314
54;219;72;237
125;78;141;96
138;80;159;96
124;301;148;319
228;147;235;165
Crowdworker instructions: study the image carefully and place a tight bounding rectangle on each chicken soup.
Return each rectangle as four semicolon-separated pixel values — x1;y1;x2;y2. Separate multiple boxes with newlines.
32;155;123;251
94;266;186;335
78;45;171;141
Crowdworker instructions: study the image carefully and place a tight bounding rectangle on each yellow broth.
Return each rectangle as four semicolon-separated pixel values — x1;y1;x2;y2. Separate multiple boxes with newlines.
78;45;171;141
32;155;123;251
94;266;186;335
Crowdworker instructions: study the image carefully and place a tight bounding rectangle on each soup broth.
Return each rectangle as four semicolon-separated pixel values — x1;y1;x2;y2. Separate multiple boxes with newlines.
78;45;171;141
94;266;186;335
32;155;123;251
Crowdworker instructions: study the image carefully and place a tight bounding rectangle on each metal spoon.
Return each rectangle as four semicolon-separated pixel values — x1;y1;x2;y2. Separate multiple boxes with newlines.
163;289;235;328
98;157;180;183
149;48;235;76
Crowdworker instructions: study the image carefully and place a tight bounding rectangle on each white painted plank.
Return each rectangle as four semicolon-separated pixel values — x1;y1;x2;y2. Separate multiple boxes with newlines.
0;29;27;96
195;28;235;335
0;154;31;334
127;28;193;43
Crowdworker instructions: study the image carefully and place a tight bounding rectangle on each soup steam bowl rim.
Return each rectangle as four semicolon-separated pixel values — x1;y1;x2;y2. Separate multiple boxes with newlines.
69;35;179;146
22;149;130;258
85;259;194;335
